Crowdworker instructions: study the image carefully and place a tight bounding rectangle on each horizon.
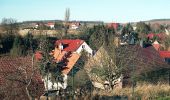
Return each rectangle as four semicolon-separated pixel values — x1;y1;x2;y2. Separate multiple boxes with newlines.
1;0;170;23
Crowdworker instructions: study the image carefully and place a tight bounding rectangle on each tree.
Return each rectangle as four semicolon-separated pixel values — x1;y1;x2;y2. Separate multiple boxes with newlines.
65;8;70;24
10;35;23;56
89;25;115;50
121;23;133;36
150;23;165;33
0;56;44;100
135;22;151;34
162;35;170;50
54;22;64;30
1;18;19;34
0;33;15;54
64;8;70;36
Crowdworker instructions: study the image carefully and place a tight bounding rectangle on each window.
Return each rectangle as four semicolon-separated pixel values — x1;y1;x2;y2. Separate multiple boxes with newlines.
82;45;85;49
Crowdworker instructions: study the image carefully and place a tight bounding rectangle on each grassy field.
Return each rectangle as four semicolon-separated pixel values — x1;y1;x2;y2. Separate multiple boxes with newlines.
106;83;170;100
39;83;170;100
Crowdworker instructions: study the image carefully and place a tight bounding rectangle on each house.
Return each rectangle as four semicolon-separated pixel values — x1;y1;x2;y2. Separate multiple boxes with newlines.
107;22;120;30
42;39;93;91
53;39;93;74
0;56;44;100
70;22;80;29
159;51;170;64
32;23;39;29
46;22;55;29
152;40;170;64
152;40;161;51
147;33;165;41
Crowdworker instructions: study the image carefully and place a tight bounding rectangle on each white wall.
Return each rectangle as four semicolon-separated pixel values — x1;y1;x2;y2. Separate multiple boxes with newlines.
43;74;68;91
76;42;93;55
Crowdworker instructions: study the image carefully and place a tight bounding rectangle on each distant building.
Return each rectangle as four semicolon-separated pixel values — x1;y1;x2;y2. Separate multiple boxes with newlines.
107;22;120;30
46;22;55;29
70;22;80;29
152;40;170;64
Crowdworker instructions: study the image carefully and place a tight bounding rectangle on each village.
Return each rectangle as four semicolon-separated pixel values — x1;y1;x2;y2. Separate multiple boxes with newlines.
1;0;170;100
0;17;170;100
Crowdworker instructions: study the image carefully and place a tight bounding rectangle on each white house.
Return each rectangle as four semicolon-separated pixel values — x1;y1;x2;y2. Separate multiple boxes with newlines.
43;39;93;92
70;22;80;30
46;22;55;29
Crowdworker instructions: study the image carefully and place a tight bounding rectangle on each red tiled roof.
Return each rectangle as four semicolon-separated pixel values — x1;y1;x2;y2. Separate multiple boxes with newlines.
147;33;164;39
107;23;119;29
55;39;84;52
159;51;170;58
47;22;55;26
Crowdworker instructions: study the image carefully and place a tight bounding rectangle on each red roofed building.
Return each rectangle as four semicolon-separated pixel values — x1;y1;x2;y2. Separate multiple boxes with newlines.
53;39;93;74
70;22;80;29
41;39;93;90
107;23;120;30
46;22;55;29
159;51;170;58
152;40;161;51
147;33;165;41
152;40;170;64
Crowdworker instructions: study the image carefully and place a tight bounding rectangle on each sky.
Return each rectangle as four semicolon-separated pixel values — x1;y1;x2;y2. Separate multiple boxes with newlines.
0;0;170;23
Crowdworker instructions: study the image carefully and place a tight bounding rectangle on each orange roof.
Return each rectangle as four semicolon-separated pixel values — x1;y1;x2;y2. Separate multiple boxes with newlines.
53;48;67;62
52;47;80;75
62;53;80;74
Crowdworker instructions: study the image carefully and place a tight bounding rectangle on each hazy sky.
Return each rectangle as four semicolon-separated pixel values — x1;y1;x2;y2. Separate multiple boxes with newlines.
0;0;170;23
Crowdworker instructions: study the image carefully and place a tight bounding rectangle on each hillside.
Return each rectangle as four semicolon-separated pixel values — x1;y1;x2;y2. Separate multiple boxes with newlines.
144;19;170;25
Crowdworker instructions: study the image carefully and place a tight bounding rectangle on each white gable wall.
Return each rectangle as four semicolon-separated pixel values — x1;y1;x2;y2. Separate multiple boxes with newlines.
76;42;93;55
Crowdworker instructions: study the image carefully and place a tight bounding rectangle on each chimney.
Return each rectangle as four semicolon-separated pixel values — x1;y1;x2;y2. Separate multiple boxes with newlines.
59;43;63;50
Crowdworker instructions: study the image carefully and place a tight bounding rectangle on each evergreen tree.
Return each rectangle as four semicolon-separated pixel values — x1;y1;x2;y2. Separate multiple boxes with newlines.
89;25;115;50
136;22;151;34
10;35;23;56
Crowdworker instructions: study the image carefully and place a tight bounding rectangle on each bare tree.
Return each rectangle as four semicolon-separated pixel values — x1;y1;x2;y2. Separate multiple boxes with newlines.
1;18;19;35
0;56;44;100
